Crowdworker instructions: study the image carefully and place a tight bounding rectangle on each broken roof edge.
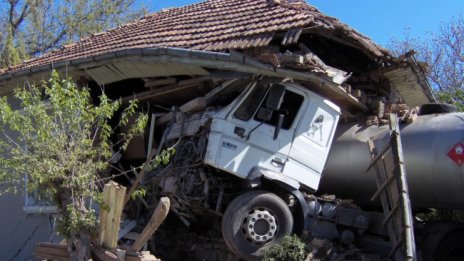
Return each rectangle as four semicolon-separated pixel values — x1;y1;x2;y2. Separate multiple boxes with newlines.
383;53;436;104
406;54;435;103
0;46;368;114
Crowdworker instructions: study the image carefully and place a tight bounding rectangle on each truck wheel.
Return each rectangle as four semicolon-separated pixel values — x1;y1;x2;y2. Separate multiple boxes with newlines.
222;190;293;261
434;230;464;261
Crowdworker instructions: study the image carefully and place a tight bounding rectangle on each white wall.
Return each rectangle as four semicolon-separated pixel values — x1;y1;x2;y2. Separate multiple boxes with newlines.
0;190;53;260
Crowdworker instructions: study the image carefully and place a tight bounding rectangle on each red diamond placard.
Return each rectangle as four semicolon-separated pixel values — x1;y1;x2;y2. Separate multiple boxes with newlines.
448;143;464;166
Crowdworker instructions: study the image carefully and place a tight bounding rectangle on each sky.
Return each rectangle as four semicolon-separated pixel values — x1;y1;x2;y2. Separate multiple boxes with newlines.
150;0;464;47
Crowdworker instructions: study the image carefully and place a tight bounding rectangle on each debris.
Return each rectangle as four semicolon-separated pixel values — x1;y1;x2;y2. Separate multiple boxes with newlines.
386;103;410;118
365;115;379;126
306;238;333;260
131;197;170;252
118;220;137;241
34;242;70;261
353;89;364;99
91;246;161;261
125;251;161;261
123;146;158;206
376;101;385;119
116;249;126;261
122;232;140;241
91;246;119;261
121;113;147;160
99;181;127;249
153;218;237;261
267;0;281;7
157;96;207;125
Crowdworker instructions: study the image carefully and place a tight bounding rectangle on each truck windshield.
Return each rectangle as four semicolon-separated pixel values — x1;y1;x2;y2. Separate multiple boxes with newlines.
233;83;304;130
233;83;268;121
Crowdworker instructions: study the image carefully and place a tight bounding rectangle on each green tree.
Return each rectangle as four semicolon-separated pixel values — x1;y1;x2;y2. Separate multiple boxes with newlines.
0;71;147;260
0;0;146;67
262;235;308;261
388;15;464;110
1;25;22;66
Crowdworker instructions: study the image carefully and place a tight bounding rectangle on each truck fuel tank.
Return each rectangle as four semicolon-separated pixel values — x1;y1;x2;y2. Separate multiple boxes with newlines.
319;112;464;209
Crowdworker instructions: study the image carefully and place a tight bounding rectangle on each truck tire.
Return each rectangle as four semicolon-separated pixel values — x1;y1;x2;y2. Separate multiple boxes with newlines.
222;190;293;261
434;230;464;261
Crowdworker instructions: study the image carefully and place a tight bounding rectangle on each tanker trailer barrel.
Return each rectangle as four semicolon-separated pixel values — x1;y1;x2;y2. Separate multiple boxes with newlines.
319;112;464;209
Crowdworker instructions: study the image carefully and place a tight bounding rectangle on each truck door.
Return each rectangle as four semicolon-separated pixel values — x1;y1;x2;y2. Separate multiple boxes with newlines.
283;96;340;190
205;81;306;178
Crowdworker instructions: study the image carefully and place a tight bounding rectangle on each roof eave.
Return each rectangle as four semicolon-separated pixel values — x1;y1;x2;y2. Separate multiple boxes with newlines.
0;47;368;115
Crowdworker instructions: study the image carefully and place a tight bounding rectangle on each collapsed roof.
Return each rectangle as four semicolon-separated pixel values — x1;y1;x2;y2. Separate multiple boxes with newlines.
0;0;434;115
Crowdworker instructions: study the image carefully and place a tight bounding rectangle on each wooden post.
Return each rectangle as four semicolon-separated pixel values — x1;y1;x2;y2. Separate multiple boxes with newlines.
131;197;170;252
99;181;127;249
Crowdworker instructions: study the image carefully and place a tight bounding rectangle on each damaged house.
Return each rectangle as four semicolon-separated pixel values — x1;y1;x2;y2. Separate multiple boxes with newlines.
3;0;462;260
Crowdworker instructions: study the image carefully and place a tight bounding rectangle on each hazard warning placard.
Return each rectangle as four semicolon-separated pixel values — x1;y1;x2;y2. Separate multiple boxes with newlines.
448;143;464;166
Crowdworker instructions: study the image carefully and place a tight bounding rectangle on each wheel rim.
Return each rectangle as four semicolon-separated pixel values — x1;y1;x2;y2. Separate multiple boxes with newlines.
241;208;278;245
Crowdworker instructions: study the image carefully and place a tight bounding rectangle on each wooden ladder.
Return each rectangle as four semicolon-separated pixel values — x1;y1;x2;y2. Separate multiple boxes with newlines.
366;114;416;261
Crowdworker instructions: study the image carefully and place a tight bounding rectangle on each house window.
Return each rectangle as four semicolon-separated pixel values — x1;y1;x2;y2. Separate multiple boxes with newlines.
21;136;59;214
23;174;59;214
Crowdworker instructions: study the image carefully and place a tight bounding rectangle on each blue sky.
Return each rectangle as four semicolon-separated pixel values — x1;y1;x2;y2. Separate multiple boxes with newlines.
150;0;464;47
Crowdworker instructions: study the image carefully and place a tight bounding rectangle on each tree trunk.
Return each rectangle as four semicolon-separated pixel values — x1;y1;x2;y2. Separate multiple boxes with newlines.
58;188;93;261
68;229;92;261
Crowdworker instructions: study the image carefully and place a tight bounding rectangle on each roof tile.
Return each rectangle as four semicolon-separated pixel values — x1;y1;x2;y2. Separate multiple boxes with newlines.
5;0;386;74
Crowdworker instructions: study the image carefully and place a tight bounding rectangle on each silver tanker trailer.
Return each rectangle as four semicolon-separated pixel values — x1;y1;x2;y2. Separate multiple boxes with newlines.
320;108;464;261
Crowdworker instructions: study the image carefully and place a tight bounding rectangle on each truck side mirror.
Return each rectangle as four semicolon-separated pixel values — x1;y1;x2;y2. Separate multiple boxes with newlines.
273;113;285;140
265;84;286;111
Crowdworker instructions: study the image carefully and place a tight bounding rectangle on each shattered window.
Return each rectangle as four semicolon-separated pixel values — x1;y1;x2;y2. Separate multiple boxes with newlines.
233;82;268;121
255;89;304;130
208;79;251;107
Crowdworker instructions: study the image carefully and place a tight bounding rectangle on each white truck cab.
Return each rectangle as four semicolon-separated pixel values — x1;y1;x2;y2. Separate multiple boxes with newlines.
204;79;341;191
164;78;342;261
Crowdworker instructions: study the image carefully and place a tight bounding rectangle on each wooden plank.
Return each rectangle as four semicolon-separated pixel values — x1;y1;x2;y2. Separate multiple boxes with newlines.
34;248;69;257
144;78;177;88
179;96;207;112
382;200;400;226
91;246;119;261
365;145;391;172
389;114;416;260
118;220;137;240
37;242;68;248
121;82;200;103
177;76;210;86
34;243;71;261
280;53;304;64
131;197;170;252
123;232;140;241
99;181;127;249
157;97;207;125
34;252;71;261
370;174;396;201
